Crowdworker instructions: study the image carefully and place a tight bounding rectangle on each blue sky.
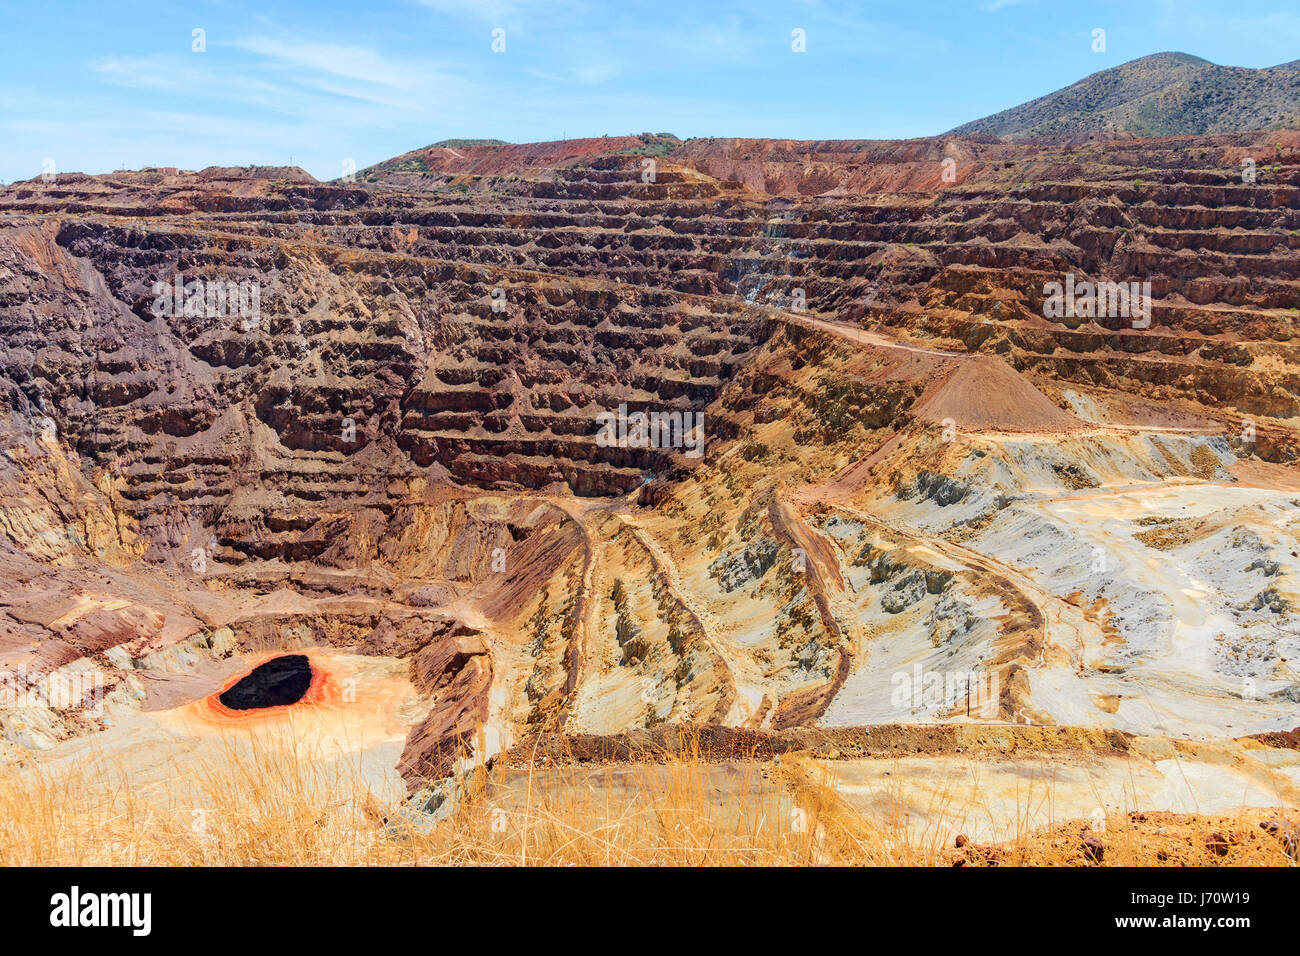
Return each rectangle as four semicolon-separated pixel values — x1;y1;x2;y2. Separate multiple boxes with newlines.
2;0;1299;184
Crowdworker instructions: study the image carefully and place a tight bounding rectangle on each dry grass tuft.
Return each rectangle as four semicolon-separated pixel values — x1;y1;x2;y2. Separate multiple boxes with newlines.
1;737;1294;866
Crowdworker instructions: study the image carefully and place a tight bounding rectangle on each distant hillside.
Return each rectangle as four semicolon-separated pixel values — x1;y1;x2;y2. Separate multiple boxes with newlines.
428;139;509;149
950;52;1300;140
360;133;680;180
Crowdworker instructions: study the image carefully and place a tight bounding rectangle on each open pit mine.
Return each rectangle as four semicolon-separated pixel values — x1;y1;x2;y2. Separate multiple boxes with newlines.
1;132;1299;865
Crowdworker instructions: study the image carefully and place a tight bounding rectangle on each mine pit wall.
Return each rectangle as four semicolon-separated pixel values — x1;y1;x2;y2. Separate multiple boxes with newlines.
17;217;780;571
0;625;243;756
4;134;1300;782
812;511;1032;726
398;631;494;791
764;499;853;729
11;141;1299;535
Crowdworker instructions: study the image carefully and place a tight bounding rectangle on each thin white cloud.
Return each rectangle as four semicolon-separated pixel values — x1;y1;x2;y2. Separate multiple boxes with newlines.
90;40;482;118
526;60;621;85
412;0;570;24
232;36;431;89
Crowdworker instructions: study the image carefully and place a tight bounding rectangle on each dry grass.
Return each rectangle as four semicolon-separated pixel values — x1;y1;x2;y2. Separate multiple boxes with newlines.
0;736;1294;866
0;733;912;866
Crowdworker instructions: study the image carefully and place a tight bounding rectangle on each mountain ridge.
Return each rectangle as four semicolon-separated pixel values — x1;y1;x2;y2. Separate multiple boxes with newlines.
949;51;1300;140
348;51;1300;182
